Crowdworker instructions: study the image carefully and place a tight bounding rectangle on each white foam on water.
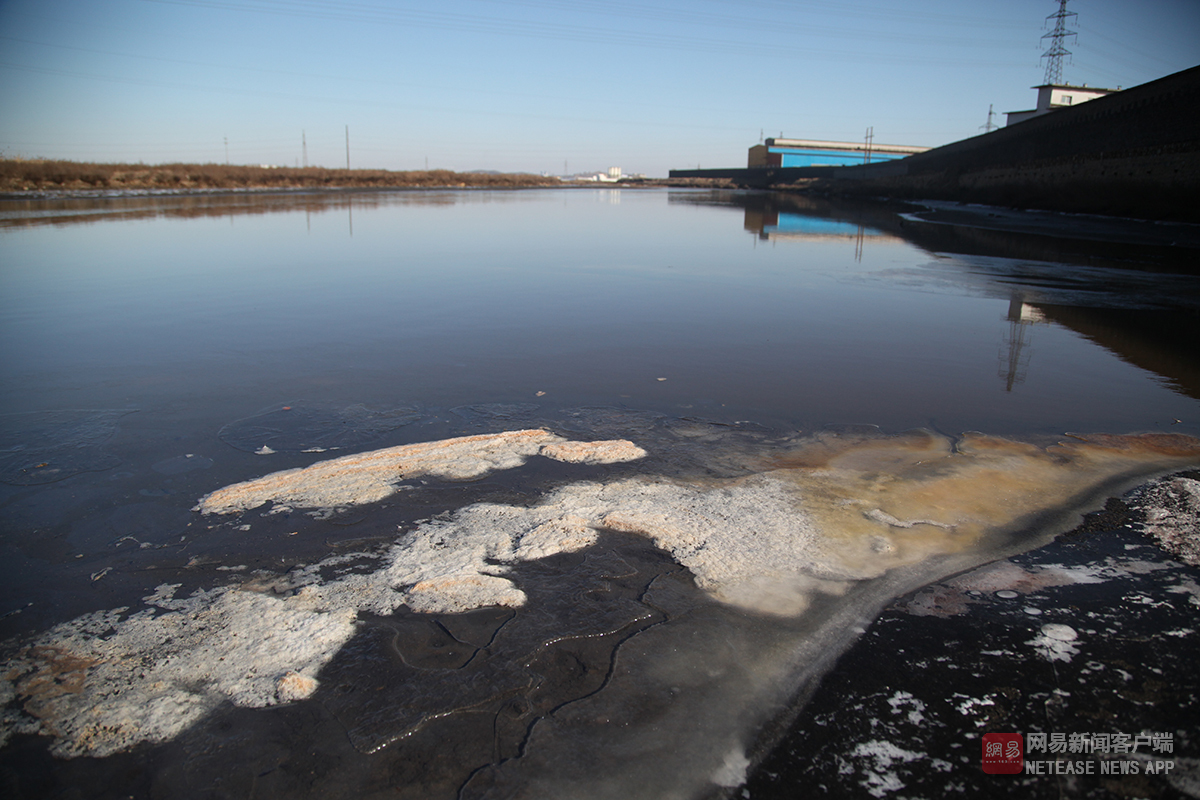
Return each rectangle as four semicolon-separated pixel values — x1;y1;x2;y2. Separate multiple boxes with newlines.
1;584;357;757
196;430;647;515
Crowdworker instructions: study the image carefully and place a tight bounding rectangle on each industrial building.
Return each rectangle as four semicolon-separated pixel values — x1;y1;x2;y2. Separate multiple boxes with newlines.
1005;0;1120;126
1005;83;1119;126
748;138;930;169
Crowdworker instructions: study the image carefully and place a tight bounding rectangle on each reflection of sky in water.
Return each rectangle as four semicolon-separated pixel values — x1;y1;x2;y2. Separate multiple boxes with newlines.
2;189;1196;438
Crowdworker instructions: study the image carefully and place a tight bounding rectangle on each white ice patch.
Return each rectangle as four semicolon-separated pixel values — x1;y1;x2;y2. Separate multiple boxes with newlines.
954;694;996;725
847;740;924;798
710;744;751;788
1169;578;1200;607
886;691;926;725
1028;623;1080;662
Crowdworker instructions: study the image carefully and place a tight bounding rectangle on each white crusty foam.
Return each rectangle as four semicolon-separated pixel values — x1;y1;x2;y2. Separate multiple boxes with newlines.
196;430;647;514
311;474;840;616
5;429;1200;761
2;584;356;758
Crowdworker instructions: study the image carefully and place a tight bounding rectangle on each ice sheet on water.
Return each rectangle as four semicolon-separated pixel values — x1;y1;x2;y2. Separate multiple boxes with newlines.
217;401;424;454
0;409;135;485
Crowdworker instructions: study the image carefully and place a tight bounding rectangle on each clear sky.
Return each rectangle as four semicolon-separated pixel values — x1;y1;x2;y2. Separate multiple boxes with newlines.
1;0;1197;177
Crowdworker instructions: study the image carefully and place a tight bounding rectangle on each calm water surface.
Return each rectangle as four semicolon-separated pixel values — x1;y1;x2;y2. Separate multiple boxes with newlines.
3;189;1197;435
1;188;1198;797
3;186;1199;628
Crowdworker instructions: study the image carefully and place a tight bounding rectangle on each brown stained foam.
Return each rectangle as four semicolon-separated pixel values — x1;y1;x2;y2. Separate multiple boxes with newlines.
5;428;1200;761
760;430;1200;578
196;430;647;514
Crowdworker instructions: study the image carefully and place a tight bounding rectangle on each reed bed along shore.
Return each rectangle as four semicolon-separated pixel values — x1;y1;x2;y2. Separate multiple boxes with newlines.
0;159;566;191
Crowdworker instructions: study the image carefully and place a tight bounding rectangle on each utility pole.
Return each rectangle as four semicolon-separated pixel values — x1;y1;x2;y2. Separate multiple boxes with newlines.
1041;0;1077;85
302;130;307;168
864;127;874;164
345;125;350;170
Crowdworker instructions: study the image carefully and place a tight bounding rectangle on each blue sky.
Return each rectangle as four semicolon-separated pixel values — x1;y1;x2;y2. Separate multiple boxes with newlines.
1;0;1197;176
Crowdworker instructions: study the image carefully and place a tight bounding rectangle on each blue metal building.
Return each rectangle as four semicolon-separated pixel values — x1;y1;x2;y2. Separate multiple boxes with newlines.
748;138;929;168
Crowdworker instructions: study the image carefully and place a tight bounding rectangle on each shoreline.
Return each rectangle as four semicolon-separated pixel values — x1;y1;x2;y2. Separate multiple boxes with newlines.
746;470;1200;798
0;180;703;201
0;159;708;195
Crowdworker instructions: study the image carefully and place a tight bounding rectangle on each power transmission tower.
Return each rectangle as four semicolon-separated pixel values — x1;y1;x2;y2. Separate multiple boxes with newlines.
1041;0;1077;85
302;130;307;168
863;126;874;164
980;104;999;132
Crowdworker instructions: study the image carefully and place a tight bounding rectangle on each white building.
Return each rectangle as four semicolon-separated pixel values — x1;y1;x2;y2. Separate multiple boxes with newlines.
1006;83;1119;126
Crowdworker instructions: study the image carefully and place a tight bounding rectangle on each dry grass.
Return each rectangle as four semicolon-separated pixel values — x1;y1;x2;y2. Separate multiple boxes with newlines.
0;159;562;192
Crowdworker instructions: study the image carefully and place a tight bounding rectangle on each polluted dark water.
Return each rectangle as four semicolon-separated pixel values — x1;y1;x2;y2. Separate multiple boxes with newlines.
1;189;1199;799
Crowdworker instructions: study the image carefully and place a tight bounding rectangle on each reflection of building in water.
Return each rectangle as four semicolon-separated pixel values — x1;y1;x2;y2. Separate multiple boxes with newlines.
744;205;888;247
750;210;864;239
999;296;1048;392
748;138;929;168
742;203;905;263
1033;304;1200;403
